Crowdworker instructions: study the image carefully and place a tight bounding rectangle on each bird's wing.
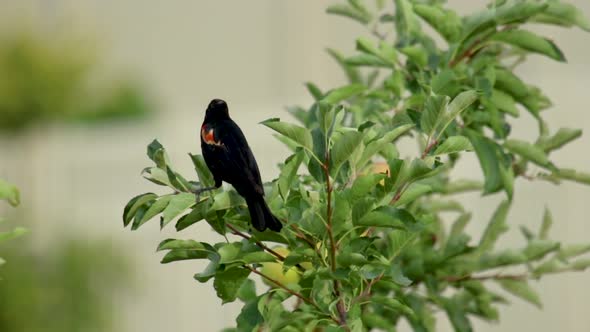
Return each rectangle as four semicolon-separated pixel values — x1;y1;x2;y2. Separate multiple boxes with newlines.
210;120;264;196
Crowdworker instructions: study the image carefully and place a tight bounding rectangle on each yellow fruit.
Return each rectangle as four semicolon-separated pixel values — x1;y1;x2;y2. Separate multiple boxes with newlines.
261;247;300;287
273;247;290;257
372;162;390;185
300;261;313;270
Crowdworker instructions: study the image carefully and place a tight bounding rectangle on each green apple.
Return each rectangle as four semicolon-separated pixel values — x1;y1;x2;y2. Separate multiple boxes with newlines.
261;247;301;287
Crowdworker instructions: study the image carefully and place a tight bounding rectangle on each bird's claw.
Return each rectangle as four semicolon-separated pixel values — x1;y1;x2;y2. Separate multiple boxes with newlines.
192;186;216;204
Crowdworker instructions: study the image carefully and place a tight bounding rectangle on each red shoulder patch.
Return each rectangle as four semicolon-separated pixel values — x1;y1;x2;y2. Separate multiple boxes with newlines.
201;127;223;147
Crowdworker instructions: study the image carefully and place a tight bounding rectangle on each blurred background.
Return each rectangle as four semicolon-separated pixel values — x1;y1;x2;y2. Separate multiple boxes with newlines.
0;1;588;331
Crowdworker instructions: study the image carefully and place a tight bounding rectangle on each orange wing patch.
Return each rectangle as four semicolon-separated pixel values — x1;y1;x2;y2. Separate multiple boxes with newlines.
201;127;224;147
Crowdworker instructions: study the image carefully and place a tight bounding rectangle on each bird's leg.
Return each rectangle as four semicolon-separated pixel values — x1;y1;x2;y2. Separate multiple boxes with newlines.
192;186;217;203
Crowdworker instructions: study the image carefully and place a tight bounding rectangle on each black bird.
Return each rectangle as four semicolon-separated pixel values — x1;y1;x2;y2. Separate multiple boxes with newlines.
198;99;282;232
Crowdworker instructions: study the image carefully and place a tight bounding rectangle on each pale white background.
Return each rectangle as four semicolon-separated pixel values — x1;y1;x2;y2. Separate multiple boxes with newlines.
0;1;589;331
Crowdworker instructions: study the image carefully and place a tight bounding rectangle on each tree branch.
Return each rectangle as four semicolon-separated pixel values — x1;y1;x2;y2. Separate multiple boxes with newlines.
322;157;349;330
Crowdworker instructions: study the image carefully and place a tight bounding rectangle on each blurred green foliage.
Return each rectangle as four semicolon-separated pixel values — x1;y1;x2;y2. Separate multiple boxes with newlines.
0;178;26;269
0;239;133;332
0;32;154;131
0;26;145;332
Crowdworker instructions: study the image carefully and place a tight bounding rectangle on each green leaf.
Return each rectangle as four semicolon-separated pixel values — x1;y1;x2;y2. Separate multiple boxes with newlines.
538;128;582;152
338;251;368;267
434;136;473;156
356;206;416;229
358;124;414;167
479;249;527;269
161;249;212;264
211;190;244;211
240;251;276;264
449;213;471;239
326;3;372;24
462;1;547;41
443;297;473;332
123;192;157;227
356;37;398;65
504;139;550;167
443;180;483;194
348;174;386;202
161;193;195;228
489;89;519;116
326;48;362;84
278;150;304;201
393;183;432;207
322;84;365;105
407;158;435;183
570;258;590;271
494;68;529;99
0;227;28;242
0;179;19;207
387;230;418;261
147;139;165;166
158;238;205;251
557;243;590;261
534;2;590;31
175;201;211;231
400;45;428;67
466;130;506;194
261;118;313;151
158;239;218;264
214;267;251;304
394;0;422;42
551;168;590;185
431;69;456;94
331;130;364;171
413;4;462;42
141;167;172;187
523;240;560;260
356;37;381;57
479;200;510;252
539;207;552;240
372;295;415;318
189;153;215;188
438;90;478;137
132;194;173;230
305;82;323;100
421;95;449;137
497;279;542;309
236;298;263;331
237;279;257;302
345;54;390;67
491;29;565;62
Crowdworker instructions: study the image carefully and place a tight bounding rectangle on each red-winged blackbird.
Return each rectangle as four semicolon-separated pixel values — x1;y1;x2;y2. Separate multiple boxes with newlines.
198;99;282;232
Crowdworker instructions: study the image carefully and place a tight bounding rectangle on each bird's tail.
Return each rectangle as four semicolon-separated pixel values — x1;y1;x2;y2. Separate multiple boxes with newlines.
246;196;283;232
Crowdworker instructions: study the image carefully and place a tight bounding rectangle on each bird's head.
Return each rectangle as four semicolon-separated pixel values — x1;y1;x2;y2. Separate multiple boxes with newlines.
205;98;230;122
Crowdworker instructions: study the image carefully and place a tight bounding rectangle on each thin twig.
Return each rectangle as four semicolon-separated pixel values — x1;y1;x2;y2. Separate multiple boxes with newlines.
353;274;384;304
421;139;438;159
226;223;286;262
